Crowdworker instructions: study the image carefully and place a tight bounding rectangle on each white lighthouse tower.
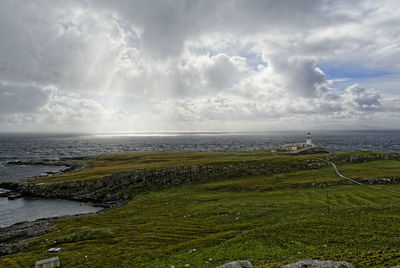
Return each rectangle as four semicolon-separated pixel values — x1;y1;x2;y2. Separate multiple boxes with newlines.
306;132;312;146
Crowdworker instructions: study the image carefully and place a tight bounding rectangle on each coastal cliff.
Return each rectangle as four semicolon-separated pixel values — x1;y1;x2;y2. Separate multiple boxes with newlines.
1;150;397;208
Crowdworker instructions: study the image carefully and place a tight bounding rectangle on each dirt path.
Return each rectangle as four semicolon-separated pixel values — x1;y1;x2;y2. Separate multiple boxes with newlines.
316;158;400;194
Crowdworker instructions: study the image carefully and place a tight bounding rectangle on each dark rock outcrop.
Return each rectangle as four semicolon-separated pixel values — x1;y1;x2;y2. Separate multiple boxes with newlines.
0;182;19;191
282;259;355;268
0;218;59;257
6;159;87;176
215;260;253;268
358;177;400;184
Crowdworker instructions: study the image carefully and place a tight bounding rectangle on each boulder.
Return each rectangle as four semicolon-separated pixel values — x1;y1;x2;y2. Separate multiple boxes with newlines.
282;259;355;268
215;260;253;268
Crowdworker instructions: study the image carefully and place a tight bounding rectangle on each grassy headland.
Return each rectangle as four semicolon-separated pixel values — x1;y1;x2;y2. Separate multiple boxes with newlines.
1;150;400;267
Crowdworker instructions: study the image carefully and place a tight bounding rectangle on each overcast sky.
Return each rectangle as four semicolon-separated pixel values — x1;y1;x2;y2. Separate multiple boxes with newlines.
0;0;399;133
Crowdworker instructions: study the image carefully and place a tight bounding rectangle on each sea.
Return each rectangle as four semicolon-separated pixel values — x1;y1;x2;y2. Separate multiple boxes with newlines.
0;130;399;227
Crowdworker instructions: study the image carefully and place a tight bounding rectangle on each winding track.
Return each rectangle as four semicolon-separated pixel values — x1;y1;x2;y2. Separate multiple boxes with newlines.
316;158;400;194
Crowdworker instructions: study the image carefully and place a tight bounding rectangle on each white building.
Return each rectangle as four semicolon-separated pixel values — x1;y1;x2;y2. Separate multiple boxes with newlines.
276;132;314;152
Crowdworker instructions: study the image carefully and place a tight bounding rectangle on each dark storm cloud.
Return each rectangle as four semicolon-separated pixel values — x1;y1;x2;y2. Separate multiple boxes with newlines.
270;57;328;97
95;0;344;57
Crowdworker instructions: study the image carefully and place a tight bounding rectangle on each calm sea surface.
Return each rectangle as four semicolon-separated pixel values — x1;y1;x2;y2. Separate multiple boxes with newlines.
0;198;101;227
0;130;399;226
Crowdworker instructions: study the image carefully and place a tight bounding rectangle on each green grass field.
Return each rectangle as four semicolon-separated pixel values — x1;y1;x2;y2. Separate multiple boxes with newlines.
2;151;400;267
339;160;400;179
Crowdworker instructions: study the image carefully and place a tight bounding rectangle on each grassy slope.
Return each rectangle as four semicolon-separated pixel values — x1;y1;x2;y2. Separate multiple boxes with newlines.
2;152;400;267
339;160;400;179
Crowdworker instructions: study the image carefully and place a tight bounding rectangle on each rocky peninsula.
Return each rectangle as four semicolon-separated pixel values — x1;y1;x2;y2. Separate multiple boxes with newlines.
0;149;400;267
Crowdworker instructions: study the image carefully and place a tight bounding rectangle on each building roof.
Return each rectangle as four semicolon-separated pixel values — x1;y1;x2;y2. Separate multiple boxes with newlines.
35;257;60;265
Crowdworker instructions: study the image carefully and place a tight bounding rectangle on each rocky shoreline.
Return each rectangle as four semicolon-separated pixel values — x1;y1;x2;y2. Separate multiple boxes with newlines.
0;207;112;258
0;200;123;258
0;217;60;257
0;157;121;258
6;158;88;178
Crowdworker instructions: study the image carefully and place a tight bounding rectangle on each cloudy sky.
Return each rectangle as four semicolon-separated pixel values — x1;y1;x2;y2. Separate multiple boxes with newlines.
0;0;399;133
